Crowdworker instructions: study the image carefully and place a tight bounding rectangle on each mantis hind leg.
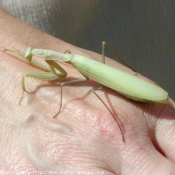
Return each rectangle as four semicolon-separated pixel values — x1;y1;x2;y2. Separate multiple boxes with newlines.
102;41;135;72
91;86;125;143
64;45;125;142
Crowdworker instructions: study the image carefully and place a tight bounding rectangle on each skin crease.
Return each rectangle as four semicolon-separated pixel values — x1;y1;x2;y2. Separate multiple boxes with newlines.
0;8;175;174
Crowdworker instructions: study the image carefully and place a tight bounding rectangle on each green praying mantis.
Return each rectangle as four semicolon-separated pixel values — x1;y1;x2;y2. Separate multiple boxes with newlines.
5;42;169;143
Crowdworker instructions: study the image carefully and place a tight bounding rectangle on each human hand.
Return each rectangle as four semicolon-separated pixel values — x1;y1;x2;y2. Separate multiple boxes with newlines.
0;8;175;174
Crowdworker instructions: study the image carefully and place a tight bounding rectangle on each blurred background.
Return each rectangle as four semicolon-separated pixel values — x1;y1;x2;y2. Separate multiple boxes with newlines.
1;0;175;100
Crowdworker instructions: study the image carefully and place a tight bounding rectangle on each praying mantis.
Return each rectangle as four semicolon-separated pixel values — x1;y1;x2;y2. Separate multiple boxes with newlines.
5;42;169;143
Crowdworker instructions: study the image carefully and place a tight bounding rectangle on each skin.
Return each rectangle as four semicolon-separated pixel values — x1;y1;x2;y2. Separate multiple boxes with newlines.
0;8;175;174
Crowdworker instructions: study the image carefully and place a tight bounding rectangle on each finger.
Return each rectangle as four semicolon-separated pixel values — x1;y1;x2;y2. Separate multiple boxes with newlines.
121;140;175;175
